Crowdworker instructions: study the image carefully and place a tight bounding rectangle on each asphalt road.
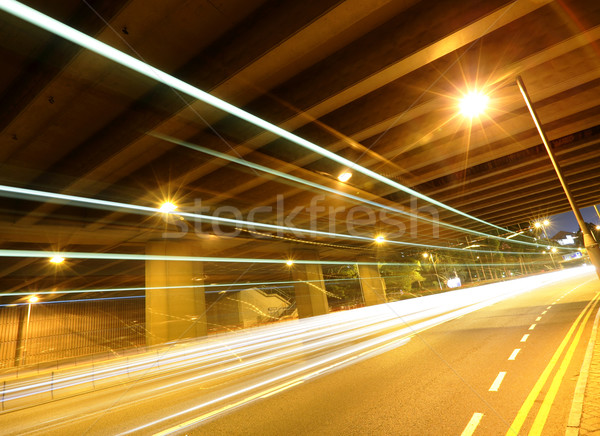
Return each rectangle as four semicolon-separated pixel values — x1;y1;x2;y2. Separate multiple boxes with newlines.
1;268;598;435
194;271;599;436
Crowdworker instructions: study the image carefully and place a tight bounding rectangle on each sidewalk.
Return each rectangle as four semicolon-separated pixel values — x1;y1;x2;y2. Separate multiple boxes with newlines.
567;304;600;435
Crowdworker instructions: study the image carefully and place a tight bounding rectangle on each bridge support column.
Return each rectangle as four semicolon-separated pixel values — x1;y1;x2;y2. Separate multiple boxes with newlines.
292;250;329;318
145;240;207;345
357;258;387;306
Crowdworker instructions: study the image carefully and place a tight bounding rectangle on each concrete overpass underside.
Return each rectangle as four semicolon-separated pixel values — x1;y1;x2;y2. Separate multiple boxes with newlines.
0;0;599;344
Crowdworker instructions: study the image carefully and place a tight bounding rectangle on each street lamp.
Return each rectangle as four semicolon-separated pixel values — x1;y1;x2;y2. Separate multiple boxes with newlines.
516;76;600;279
49;255;65;264
159;201;177;213
532;219;556;269
337;171;352;183
459;91;489;117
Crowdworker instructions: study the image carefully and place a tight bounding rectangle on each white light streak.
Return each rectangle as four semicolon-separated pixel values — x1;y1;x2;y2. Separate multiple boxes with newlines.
157;135;545;249
2;267;593;427
0;183;528;254
0;0;512;234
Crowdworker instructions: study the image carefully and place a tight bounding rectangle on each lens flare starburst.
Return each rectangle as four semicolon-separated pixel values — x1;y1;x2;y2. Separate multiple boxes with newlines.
459;91;489;117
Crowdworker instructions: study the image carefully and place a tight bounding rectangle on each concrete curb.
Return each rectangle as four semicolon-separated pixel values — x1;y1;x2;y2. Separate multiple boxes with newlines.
566;302;600;436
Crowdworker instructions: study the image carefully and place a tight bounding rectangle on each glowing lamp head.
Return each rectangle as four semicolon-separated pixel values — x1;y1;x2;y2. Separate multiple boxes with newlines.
159;202;177;213
422;252;429;259
542;219;550;226
337;172;352;183
285;260;294;266
28;296;39;303
49;256;65;264
459;91;489;117
374;235;385;244
596;225;600;231
534;222;542;229
550;247;557;253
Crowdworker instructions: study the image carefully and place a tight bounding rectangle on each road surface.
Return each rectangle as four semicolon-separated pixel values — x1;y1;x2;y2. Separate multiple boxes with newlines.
1;267;598;435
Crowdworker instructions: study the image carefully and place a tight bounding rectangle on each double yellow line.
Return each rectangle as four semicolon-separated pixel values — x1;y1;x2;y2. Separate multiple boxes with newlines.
506;287;600;435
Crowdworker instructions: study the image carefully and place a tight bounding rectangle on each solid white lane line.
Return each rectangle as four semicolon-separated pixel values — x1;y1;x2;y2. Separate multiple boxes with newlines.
536;316;542;321
529;324;536;330
508;349;521;361
490;372;507;391
521;334;530;343
461;412;484;436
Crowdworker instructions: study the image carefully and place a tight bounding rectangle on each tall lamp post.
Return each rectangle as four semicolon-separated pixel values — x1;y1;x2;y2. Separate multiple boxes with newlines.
516;76;600;280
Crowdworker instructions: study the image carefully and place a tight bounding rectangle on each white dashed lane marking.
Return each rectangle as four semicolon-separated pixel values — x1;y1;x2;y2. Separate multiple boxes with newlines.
489;372;506;391
461;413;484;436
508;349;521;361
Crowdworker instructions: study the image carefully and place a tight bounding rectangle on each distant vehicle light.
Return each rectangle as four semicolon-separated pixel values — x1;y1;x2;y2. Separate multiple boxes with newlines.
447;277;462;288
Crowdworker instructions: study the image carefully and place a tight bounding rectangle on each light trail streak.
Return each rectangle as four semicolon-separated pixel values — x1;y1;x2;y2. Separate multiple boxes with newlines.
0;259;554;300
0;248;552;265
0;295;143;307
0;278;354;297
0;183;541;254
131;269;583;434
154;134;544;249
0;0;513;234
2;267;592;422
6;297;454;402
5;309;395;401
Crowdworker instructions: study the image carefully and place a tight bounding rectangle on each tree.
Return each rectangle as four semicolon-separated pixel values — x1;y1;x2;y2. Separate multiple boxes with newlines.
380;259;424;295
322;264;361;305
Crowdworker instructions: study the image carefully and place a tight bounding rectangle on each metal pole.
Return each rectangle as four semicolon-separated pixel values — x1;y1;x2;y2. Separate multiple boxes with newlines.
542;226;557;269
22;303;32;366
516;76;600;280
431;255;443;290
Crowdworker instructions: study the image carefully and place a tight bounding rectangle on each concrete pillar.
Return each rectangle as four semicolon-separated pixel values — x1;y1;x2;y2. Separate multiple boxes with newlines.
291;250;329;318
356;258;387;306
145;240;206;345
